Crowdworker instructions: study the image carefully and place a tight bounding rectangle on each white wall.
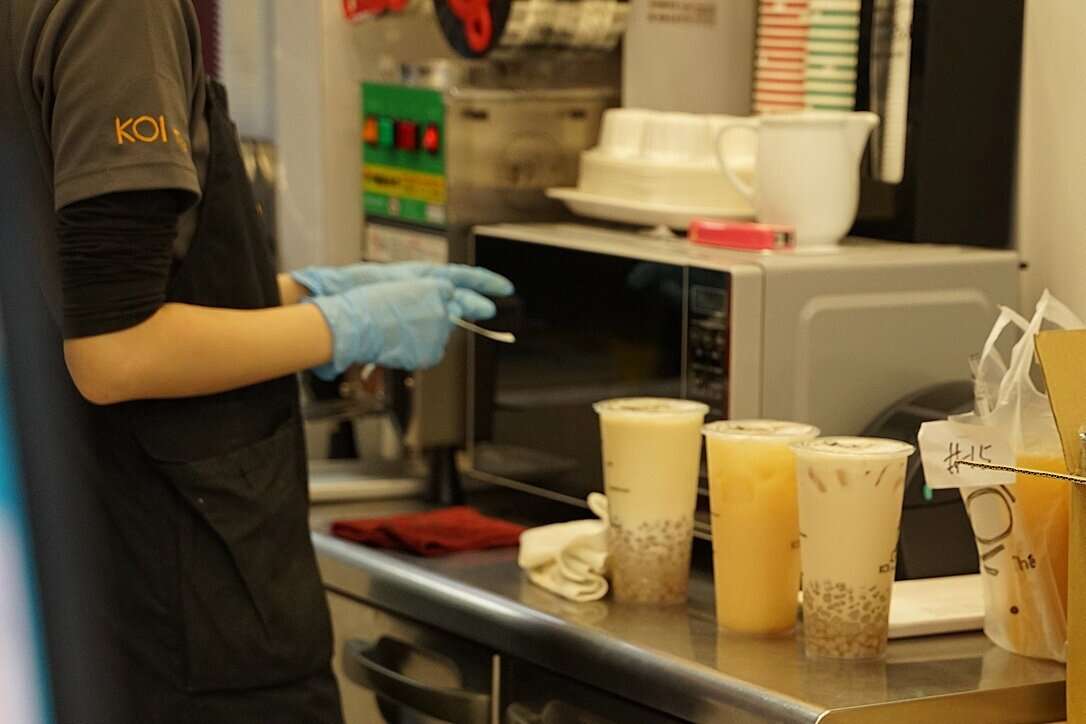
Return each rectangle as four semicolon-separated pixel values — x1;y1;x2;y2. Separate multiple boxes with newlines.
1016;0;1086;317
219;0;277;140
273;1;449;271
273;2;335;271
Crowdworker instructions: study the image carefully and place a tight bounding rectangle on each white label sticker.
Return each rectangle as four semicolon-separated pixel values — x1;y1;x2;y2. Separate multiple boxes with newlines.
918;420;1015;489
646;0;716;26
425;204;446;225
365;224;448;264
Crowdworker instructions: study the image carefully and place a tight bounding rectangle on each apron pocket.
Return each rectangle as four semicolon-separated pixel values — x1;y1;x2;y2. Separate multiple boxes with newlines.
152;417;331;692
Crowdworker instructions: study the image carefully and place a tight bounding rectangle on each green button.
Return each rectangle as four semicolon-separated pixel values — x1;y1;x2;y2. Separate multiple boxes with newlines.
378;118;395;149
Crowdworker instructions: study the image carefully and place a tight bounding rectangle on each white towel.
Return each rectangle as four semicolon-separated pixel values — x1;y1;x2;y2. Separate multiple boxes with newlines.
518;493;610;602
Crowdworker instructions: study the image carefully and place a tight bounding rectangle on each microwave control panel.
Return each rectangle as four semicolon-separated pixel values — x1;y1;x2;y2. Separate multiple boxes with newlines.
686;269;730;419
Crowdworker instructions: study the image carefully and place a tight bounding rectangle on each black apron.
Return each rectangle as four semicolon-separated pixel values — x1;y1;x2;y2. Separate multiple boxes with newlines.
83;81;344;724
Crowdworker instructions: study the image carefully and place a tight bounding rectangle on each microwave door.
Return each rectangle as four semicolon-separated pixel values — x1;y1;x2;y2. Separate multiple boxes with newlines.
470;236;687;502
468;232;732;509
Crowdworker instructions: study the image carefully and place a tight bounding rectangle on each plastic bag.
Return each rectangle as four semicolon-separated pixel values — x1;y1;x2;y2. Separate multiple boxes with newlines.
960;290;1081;662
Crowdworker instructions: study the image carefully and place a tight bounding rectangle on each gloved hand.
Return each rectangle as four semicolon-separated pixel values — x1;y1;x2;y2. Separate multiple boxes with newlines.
291;262;513;299
305;278;496;379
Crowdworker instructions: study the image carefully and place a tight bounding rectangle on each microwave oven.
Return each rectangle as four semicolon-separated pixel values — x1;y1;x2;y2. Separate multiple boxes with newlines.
464;222;1017;515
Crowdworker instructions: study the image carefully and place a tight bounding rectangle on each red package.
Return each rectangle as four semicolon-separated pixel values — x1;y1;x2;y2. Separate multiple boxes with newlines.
689;220;795;250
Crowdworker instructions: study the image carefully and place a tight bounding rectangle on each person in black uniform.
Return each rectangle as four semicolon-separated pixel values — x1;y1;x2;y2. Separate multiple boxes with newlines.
0;1;511;722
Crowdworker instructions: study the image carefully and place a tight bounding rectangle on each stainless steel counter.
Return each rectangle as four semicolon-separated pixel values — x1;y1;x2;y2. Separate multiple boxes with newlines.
311;500;1066;723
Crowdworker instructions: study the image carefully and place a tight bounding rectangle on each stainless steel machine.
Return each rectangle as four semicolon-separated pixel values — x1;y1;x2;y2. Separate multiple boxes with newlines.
355;56;617;500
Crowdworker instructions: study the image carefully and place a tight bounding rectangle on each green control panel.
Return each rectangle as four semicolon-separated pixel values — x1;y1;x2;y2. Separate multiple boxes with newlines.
362;83;446;228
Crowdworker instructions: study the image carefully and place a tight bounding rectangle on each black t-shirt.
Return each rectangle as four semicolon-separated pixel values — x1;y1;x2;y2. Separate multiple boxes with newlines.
2;0;212;337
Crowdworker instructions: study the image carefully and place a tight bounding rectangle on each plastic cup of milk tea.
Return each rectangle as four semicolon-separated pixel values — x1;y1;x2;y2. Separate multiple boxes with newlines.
594;398;709;604
791;437;915;659
703;420;820;635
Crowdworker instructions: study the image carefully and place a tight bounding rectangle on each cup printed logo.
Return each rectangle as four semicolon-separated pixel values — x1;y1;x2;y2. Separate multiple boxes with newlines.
115;115;171;145
965;485;1015;576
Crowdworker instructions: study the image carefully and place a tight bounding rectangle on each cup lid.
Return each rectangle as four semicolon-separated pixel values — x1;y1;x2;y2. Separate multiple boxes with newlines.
702;419;820;442
593;398;710;418
791;436;915;459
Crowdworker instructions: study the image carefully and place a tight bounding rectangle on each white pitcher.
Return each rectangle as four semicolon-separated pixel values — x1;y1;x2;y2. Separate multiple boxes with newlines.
715;112;879;247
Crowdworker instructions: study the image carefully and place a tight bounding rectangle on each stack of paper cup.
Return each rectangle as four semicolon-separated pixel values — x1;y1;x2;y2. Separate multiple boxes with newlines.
499;0;628;50
753;0;862;113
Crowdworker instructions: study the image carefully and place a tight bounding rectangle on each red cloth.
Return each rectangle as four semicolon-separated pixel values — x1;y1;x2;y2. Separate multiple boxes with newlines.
331;506;526;557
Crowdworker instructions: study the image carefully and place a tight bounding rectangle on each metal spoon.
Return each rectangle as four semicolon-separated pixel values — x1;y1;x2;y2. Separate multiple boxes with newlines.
357;320;514;384
453;318;516;344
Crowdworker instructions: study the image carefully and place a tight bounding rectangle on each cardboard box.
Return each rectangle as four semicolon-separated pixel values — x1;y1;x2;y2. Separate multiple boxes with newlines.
1034;329;1086;721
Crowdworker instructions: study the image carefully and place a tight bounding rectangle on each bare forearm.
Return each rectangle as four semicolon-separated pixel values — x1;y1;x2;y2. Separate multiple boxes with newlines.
64;302;332;404
277;273;309;305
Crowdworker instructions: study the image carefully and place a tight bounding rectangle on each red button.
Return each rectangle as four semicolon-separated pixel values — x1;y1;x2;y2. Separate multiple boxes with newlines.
422;124;440;154
395;121;418;151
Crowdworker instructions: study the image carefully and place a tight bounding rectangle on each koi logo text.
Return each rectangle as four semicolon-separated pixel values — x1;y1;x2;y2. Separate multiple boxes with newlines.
115;115;171;145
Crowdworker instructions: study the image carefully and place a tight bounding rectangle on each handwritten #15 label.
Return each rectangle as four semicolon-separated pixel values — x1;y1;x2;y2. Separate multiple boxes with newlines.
918;420;1015;489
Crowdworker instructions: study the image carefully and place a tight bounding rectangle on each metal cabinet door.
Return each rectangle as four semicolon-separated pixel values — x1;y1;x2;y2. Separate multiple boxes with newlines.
501;658;690;724
327;590;498;724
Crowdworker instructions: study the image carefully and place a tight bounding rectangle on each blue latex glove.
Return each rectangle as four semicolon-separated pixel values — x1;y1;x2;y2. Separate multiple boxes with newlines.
305;278;496;379
291;262;514;299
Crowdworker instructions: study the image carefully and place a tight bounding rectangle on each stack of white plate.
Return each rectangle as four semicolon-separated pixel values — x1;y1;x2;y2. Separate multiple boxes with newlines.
548;108;757;229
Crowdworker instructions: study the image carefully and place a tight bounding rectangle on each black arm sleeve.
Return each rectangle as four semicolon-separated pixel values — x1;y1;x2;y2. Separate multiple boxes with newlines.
57;190;183;340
